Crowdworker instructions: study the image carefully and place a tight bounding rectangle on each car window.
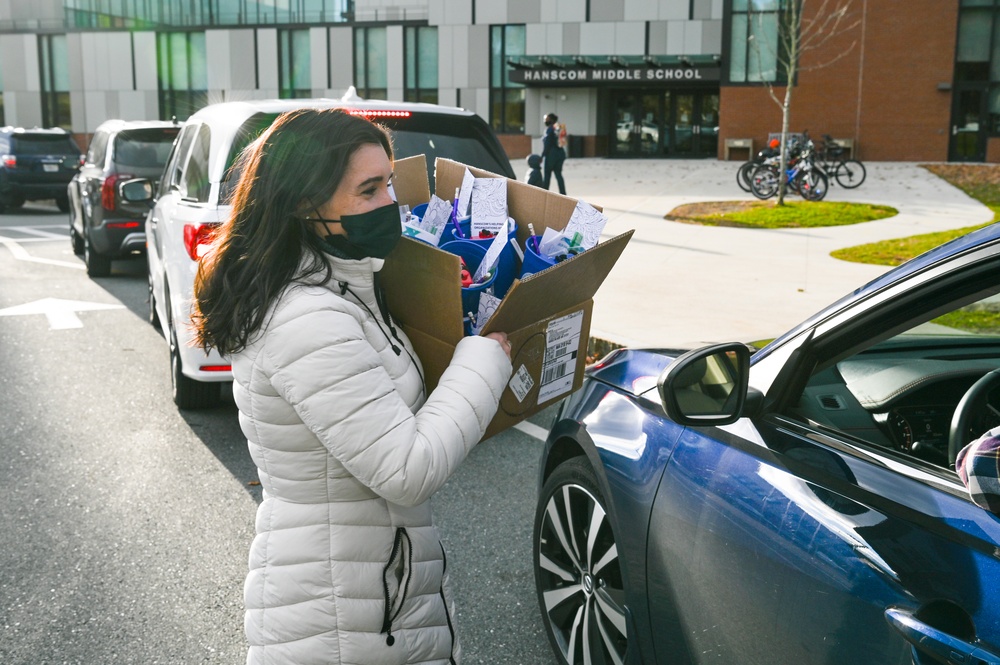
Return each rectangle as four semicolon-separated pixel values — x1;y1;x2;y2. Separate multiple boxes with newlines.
180;124;212;203
219;112;280;204
783;274;1000;474
381;112;514;182
163;123;199;195
12;134;80;155
217;109;514;204
113;128;180;169
87;131;109;166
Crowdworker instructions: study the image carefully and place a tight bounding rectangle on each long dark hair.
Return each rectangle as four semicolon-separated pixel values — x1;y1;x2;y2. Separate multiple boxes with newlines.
192;108;393;355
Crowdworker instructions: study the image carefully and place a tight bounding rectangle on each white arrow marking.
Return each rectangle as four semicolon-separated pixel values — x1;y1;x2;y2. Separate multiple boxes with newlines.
0;297;125;329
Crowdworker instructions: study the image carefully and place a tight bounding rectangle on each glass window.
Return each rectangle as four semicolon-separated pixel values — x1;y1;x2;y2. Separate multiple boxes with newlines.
87;131;109;165
157;31;208;121
785;284;1000;472
355;27;387;99
279;29;311;99
62;0;352;27
39;34;71;129
489;25;526;134
113;127;181;169
405;26;438;104
181;124;212;203
728;0;785;84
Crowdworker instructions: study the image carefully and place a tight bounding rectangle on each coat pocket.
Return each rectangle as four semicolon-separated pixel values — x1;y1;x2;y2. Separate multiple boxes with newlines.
380;527;412;647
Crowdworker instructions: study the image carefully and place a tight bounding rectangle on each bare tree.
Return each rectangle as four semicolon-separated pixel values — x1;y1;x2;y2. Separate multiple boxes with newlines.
747;0;860;204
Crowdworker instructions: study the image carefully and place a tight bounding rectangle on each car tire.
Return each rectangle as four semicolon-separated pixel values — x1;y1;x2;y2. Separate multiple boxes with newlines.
6;194;24;209
169;321;220;410
147;271;161;330
70;222;84;255
55;195;70;213
84;229;112;277
534;456;628;665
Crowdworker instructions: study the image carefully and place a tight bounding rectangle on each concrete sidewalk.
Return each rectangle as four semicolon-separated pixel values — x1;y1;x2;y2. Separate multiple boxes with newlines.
514;158;995;349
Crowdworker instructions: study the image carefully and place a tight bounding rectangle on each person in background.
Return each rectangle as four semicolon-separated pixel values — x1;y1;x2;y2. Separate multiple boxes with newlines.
191;107;513;664
956;426;1000;515
541;112;566;195
525;153;543;188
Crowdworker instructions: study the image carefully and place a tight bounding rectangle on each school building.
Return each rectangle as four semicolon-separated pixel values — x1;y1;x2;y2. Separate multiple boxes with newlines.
0;0;994;162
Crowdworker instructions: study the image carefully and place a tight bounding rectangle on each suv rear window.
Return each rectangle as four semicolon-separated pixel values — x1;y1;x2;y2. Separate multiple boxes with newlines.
12;134;80;156
219;109;513;203
114;128;180;168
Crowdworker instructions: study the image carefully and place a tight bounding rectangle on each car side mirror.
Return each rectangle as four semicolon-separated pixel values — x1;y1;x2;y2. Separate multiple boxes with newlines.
118;177;154;213
657;342;751;427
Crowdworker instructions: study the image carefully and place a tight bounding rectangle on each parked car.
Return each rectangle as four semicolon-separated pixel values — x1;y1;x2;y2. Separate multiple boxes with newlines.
123;90;515;410
0;126;82;213
68;119;180;277
534;223;1000;664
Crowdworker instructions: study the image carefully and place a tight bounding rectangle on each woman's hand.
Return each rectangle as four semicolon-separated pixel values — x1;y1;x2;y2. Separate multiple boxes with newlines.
485;332;512;359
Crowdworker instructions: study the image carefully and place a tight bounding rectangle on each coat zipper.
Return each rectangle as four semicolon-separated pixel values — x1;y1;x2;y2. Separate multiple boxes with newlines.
381;527;413;647
439;542;457;664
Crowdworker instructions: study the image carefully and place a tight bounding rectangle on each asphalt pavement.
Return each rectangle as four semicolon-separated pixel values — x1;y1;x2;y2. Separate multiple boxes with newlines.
517;158;994;349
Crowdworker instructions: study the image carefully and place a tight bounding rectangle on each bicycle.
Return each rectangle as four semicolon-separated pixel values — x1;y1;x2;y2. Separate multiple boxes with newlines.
750;136;828;201
736;140;781;192
817;134;866;188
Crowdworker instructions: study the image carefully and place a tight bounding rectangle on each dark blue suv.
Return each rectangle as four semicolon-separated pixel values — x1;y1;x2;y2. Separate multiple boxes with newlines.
0;127;82;212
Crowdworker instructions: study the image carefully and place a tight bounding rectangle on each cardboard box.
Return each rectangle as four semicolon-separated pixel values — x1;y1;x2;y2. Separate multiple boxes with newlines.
382;155;633;439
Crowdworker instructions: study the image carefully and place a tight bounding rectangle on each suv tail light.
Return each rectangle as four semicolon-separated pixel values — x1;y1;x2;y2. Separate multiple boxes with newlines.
101;174;134;211
183;223;219;261
1;154;15;168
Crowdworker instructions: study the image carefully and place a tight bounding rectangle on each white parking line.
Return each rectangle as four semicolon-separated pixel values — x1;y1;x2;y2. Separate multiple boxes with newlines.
514;420;549;442
0;235;84;270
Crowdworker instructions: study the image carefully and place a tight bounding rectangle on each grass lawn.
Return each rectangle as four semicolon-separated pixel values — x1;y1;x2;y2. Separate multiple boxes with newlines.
666;199;897;228
831;164;1000;266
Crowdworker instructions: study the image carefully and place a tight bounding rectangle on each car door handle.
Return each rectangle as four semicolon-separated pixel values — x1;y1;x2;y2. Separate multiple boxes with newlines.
885;608;1000;664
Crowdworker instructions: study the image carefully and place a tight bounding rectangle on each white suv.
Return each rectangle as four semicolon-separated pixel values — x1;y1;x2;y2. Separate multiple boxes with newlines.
131;90;514;409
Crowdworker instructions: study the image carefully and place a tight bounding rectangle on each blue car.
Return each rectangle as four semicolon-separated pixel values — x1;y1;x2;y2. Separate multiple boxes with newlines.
534;223;1000;664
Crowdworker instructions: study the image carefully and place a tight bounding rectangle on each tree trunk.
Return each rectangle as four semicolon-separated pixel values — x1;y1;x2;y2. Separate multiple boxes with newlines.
777;83;794;206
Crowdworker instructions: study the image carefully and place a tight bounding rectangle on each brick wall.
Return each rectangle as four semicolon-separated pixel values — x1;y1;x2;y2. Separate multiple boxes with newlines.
720;0;958;162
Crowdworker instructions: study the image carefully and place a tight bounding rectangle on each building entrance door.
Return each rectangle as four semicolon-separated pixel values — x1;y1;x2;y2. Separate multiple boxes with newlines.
949;85;987;162
611;89;719;157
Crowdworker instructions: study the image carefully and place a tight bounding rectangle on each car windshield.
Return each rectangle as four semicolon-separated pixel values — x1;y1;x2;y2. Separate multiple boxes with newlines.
219;109;513;203
114;128;180;168
12;135;80;155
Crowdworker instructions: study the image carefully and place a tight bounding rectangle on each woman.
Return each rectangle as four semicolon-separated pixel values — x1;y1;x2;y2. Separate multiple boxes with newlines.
192;108;513;664
541;112;566;195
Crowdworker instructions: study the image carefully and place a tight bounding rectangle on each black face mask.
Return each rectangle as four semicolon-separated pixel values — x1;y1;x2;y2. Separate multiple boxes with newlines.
308;202;402;259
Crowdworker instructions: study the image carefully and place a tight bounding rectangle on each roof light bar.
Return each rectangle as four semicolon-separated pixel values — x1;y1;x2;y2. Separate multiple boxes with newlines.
347;109;412;118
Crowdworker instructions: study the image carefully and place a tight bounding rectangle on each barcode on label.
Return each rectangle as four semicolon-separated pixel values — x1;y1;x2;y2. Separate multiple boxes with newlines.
542;361;571;385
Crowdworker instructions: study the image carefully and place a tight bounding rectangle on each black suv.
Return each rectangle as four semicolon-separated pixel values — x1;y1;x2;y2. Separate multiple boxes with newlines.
68;119;180;277
0;127;82;212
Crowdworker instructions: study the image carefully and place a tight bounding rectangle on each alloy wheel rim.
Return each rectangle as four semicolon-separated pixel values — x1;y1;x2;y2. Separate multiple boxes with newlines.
537;482;627;665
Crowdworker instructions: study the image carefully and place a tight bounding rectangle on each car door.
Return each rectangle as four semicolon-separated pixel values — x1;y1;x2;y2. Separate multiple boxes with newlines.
147;123;199;324
646;256;1000;664
74;130;108;234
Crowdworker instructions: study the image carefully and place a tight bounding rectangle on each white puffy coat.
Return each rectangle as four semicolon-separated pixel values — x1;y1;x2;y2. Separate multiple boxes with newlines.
231;253;512;665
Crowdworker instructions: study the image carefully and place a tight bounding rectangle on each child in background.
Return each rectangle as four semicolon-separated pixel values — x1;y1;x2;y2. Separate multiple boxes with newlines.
526;153;543;188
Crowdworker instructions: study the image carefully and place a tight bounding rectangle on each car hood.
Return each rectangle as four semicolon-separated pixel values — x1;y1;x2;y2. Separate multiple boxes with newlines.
587;347;688;397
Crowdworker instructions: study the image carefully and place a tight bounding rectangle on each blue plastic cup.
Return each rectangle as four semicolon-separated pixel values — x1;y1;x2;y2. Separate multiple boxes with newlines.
460;225;519;299
519;235;557;278
439;239;498;321
438;215;471;246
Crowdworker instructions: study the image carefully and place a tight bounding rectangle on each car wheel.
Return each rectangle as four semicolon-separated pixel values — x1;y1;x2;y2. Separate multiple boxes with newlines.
84;229;112;277
534;457;628;665
147;271;161;330
55;195;70;213
69;216;84;254
6;194;24;209
169;320;220;409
